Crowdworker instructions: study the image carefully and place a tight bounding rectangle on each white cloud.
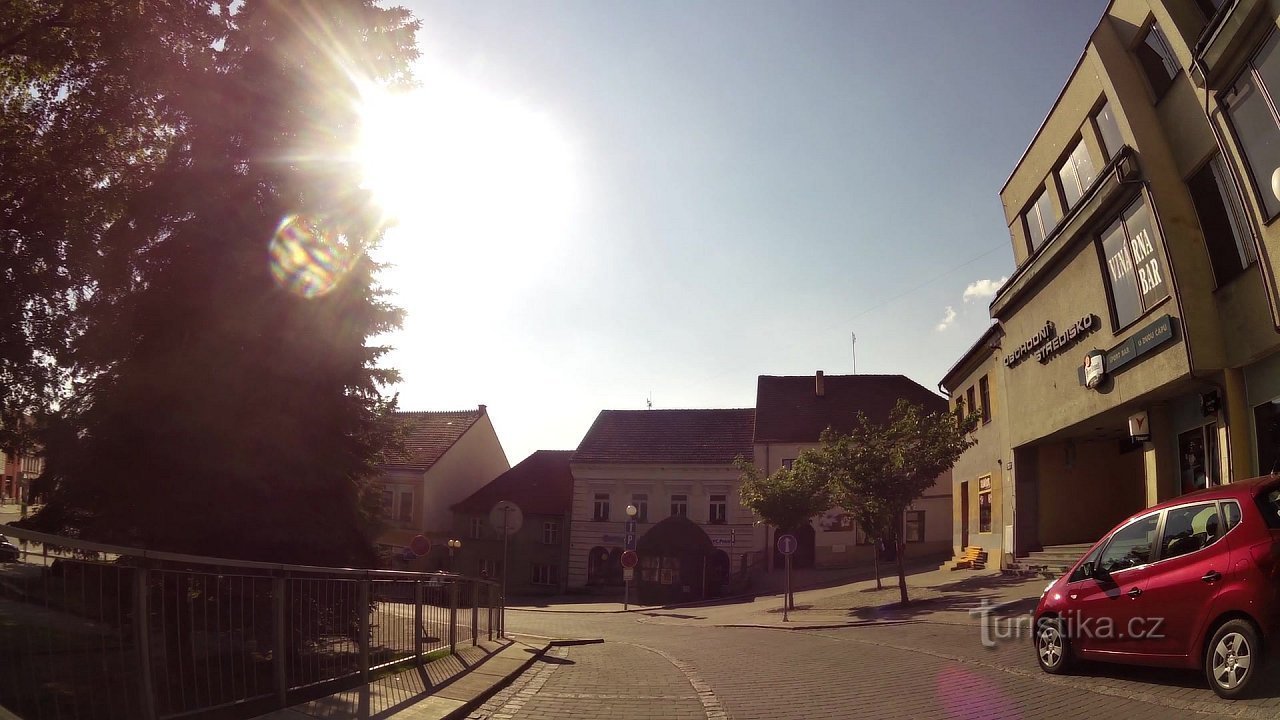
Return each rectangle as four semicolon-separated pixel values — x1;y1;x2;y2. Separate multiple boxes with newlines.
963;276;1008;303
935;306;957;332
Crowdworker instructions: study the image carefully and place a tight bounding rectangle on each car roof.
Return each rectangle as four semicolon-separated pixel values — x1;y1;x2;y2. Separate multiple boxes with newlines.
1117;475;1280;526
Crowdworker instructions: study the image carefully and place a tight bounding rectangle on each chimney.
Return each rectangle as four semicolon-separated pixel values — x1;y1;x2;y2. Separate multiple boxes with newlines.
815;370;825;397
478;404;487;414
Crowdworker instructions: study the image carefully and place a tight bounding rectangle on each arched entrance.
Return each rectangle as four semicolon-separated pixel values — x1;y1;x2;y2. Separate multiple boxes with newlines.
587;546;614;586
773;523;816;569
636;516;717;604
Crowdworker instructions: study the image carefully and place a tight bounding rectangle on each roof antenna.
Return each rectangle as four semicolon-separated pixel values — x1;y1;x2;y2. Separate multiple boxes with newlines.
646;392;653;410
851;332;857;374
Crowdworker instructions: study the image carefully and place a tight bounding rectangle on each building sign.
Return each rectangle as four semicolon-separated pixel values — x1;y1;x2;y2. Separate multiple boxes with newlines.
1083;350;1106;388
978;476;992;492
1004;315;1099;368
1129;411;1151;442
1076;315;1177;387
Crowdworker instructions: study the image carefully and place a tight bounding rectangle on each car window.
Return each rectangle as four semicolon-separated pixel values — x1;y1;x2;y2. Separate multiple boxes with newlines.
1160;502;1221;561
1256;487;1280;529
1069;542;1106;582
1223;500;1242;531
1098;514;1159;574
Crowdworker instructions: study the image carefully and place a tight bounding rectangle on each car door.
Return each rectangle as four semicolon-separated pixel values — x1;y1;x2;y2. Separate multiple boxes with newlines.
1068;512;1161;657
1137;501;1231;659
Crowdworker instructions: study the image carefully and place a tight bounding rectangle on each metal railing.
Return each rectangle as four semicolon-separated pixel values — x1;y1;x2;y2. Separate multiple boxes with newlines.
0;525;502;720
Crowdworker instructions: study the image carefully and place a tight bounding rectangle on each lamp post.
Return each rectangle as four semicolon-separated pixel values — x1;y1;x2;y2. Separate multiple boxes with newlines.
447;539;462;572
624;504;638;610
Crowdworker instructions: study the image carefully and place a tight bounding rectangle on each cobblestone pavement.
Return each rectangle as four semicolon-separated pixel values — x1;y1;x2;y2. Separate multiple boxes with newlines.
485;604;1280;719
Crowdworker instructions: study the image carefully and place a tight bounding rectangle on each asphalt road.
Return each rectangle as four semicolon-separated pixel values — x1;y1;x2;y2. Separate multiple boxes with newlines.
465;606;1280;720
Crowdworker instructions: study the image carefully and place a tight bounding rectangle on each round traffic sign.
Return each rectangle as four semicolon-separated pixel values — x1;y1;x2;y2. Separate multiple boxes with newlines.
620;549;639;569
489;500;524;535
776;533;798;556
410;534;431;557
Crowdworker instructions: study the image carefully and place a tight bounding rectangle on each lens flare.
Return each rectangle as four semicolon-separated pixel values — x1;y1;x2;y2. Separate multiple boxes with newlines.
268;215;352;298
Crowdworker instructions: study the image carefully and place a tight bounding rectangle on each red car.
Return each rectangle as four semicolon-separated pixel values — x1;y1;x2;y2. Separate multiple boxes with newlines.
1033;476;1280;698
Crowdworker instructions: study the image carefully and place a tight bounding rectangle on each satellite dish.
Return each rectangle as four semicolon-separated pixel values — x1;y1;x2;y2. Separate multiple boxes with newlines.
489;500;524;535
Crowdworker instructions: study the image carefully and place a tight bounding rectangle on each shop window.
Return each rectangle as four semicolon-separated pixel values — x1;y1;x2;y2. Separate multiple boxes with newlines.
1254;399;1280;475
1134;22;1179;100
531;564;559;586
1023;188;1057;251
1093;100;1124;160
978;476;992;533
709;494;727;524
978;375;991;424
905;511;925;543
1223;32;1280;220
398;491;413;523
631;493;648;522
1057;137;1098;209
670;493;688;518
1188;154;1255;286
593;492;610;521
1179;425;1220;494
1098;195;1169;329
542;520;559;545
470;516;483;539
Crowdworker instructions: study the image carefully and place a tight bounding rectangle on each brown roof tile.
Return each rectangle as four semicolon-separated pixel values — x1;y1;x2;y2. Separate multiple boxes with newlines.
573;409;755;465
382;408;484;471
451;450;574;516
754;374;947;443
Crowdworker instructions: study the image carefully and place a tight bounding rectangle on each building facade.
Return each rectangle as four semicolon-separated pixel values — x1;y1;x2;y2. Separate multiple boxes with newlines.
944;0;1280;564
375;406;509;569
753;372;954;569
566;409;759;603
450;450;573;595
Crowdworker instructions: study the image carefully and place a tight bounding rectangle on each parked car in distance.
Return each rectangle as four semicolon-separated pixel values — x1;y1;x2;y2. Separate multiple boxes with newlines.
0;534;19;563
1033;476;1280;699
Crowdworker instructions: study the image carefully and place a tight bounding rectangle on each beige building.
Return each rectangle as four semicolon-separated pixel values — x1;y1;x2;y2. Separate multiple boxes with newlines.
753;372;954;569
944;0;1280;569
376;406;509;569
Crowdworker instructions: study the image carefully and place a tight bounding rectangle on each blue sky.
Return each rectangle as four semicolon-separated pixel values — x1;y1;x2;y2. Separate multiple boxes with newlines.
371;0;1111;463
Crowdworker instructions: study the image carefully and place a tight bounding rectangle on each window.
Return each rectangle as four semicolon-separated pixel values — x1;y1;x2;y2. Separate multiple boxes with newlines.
1194;0;1227;22
1256;486;1280;529
1098;514;1159;573
1225;33;1280;219
1057;138;1098;210
978;476;992;533
1099;195;1169;328
1223;500;1242;532
543;520;559;544
531;563;559;586
1160;503;1223;561
1070;542;1107;582
1023;188;1057;251
398;491;413;523
954;397;966;420
978;375;991;424
709;494;727;524
470;516;483;539
904;511;925;542
966;386;976;418
479;558;498;578
1134;22;1179;100
631;493;648;522
1093;101;1124;160
781;458;795;470
592;493;610;521
381;489;394;517
670;493;688;518
1189;155;1255;285
1178;425;1219;494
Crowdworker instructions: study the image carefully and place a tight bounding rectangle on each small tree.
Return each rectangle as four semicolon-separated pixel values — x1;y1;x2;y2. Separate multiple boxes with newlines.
735;456;830;608
813;400;977;604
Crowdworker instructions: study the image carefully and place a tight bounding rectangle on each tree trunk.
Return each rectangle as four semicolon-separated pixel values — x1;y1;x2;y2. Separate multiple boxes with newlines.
872;539;882;590
895;526;909;604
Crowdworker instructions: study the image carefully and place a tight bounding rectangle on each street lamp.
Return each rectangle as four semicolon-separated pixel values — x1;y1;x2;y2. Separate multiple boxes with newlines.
623;504;638;610
447;539;462;572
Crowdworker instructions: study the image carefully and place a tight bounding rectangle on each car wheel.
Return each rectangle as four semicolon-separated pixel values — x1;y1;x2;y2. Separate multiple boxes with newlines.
1036;616;1074;674
1205;619;1262;699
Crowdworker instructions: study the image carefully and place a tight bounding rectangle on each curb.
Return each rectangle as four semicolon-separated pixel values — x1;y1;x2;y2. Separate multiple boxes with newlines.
715;619;915;631
443;637;604;720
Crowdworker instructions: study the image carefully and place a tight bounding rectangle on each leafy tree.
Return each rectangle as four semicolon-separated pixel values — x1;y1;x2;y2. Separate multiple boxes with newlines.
19;1;419;566
818;400;978;604
736;456;830;608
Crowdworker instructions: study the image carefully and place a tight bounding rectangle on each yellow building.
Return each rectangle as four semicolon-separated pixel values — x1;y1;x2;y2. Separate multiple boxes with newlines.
944;0;1280;571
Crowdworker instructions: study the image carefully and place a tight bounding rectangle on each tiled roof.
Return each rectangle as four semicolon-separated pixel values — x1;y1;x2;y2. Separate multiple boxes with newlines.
573;409;756;465
451;450;574;516
754;374;947;443
382;408;485;471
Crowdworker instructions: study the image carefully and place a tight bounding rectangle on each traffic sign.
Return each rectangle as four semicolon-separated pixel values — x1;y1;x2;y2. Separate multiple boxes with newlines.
623;567;634;581
621;549;638;568
624;519;637;534
489;500;524;535
410;534;431;557
776;533;798;556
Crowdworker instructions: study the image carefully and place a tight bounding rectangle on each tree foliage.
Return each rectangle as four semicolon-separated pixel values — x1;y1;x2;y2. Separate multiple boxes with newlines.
10;1;420;566
735;456;831;533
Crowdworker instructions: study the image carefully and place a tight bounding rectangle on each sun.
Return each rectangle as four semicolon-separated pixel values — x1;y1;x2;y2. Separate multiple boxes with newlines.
353;66;579;280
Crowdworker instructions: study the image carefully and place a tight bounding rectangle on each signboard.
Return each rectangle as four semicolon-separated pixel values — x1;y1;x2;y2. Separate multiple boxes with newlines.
776;533;798;556
1083;350;1105;389
978;476;992;492
624;520;637;534
409;534;431;557
1004;315;1099;368
624;520;637;550
1129;411;1151;442
621;549;638;568
623;567;634;581
489;500;524;535
1077;315;1177;387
